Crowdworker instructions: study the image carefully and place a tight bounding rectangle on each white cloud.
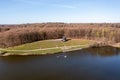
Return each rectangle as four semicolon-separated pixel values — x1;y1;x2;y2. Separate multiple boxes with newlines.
12;0;44;5
52;4;76;9
12;0;77;9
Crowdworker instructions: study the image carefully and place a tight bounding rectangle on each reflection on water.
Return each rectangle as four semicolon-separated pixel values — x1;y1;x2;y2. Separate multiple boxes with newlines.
0;46;120;80
80;46;120;56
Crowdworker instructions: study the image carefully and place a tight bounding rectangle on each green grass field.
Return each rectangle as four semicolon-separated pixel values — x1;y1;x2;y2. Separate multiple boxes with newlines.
0;39;94;56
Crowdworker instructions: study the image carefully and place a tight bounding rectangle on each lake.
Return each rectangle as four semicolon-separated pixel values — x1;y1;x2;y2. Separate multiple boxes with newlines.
0;46;120;80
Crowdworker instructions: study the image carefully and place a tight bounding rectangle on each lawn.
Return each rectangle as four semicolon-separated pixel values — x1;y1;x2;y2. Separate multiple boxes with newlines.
0;39;94;56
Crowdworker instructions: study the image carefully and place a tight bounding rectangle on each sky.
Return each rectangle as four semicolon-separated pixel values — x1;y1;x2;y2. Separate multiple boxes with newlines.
0;0;120;24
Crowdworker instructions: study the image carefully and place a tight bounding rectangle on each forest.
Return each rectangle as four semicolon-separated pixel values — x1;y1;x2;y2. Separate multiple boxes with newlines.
0;23;120;48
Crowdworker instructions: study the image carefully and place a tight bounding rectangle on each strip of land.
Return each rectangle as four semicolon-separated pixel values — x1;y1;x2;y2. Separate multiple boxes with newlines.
0;39;95;56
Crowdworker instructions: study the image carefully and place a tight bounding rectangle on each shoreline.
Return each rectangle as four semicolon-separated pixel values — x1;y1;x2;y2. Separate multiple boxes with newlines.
0;45;89;56
0;39;120;56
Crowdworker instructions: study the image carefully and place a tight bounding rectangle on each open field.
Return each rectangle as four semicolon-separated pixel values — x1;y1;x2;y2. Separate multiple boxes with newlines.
0;39;94;56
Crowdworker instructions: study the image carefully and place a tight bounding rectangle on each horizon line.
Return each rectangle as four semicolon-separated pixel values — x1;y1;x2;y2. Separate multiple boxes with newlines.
0;22;120;25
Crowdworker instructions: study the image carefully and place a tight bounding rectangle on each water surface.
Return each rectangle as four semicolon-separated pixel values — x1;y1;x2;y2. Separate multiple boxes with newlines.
0;46;120;80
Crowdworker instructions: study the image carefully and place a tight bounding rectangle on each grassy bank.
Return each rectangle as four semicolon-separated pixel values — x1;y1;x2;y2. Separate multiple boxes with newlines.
0;39;94;56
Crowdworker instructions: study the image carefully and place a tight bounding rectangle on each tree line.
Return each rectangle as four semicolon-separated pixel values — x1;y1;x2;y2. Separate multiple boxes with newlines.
0;23;120;48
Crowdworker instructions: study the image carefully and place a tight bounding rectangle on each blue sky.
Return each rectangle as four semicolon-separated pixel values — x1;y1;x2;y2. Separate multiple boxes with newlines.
0;0;120;24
